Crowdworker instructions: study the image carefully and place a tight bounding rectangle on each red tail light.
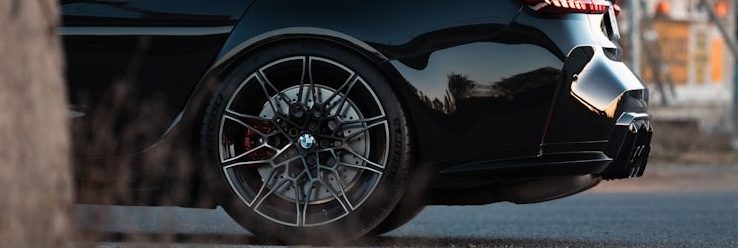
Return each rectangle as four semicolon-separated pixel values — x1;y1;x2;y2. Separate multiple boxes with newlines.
521;0;612;14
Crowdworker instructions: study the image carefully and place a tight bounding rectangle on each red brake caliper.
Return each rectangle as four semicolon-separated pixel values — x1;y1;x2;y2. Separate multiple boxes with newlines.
243;120;275;160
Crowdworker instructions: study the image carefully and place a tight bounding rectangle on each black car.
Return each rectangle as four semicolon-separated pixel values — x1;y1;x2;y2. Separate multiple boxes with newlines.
62;0;652;244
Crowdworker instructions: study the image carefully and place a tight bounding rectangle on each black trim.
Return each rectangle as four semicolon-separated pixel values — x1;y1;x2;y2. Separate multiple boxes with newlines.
432;151;611;188
59;26;234;36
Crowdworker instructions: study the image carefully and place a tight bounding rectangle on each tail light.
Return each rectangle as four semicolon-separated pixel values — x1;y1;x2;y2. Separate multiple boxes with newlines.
520;0;613;15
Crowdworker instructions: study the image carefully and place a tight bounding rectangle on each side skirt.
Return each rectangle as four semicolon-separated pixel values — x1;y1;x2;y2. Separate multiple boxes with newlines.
432;151;611;189
428;175;601;205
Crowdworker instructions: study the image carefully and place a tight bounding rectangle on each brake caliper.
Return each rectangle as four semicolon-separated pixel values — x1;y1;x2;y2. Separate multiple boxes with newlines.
243;120;275;160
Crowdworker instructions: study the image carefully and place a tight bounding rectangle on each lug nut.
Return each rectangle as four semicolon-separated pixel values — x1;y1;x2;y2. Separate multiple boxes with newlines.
288;128;300;137
290;104;304;118
328;120;339;131
308;122;319;132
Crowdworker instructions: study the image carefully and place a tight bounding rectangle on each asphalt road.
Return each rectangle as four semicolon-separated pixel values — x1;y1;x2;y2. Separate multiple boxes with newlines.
78;190;738;247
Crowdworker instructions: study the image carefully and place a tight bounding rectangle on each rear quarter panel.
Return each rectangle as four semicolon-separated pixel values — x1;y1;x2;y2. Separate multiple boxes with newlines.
199;0;538;169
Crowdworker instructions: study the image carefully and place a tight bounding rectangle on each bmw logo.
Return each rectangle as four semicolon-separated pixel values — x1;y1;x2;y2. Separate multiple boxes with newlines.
299;133;316;149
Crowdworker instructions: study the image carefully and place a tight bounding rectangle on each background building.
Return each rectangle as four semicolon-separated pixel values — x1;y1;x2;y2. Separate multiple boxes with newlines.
620;0;735;105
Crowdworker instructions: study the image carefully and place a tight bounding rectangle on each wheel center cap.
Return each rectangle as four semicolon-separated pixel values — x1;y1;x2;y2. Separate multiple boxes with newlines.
298;133;316;149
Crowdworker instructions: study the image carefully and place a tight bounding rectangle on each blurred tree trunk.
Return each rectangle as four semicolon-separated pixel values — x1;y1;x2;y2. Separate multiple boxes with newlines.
0;0;73;247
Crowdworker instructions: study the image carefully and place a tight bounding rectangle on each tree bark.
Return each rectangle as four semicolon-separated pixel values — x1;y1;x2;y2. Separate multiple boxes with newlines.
0;0;73;247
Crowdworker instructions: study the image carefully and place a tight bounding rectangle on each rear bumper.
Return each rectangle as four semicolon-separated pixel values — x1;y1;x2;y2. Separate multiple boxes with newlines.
602;112;653;179
428;112;653;205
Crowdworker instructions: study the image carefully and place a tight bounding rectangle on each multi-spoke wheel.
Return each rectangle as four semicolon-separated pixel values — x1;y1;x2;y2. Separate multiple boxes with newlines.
201;41;411;244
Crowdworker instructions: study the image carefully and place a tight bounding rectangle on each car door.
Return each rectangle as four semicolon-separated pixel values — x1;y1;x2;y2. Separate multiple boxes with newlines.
61;0;252;156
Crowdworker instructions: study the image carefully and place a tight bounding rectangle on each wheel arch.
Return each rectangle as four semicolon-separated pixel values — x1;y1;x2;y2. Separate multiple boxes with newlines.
170;28;383;137
172;28;422;168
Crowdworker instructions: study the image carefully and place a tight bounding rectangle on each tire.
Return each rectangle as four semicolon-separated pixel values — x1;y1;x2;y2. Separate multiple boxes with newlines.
369;163;430;235
200;41;412;245
369;197;425;235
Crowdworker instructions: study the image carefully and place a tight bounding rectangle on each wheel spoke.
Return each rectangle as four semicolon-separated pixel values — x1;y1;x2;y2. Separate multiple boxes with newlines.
320;147;383;174
223;110;273;134
221;110;296;164
297;56;308;103
313;133;343;142
254;178;291;213
224;109;289;139
272;151;303;168
245;154;301;210
257;69;294;107
300;179;314;226
329;77;360;114
338;161;382;175
223;158;271;170
221;143;270;165
224;164;277;207
223;143;294;169
224;111;298;153
322;73;356;108
250;73;283;115
340;145;385;169
320;173;353;213
340;115;387;126
299;178;352;227
292;180;301;226
253;159;301;226
319;147;340;162
328;168;357;210
306;57;319;107
343;118;388;141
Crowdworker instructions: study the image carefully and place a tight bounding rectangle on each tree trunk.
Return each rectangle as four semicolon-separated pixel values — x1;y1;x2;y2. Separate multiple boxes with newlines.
0;0;73;247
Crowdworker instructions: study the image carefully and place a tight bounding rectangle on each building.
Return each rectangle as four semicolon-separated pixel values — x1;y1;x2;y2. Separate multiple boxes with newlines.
619;0;735;105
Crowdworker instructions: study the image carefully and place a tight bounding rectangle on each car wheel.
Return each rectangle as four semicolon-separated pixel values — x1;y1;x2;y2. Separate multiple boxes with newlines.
369;198;425;235
200;41;412;244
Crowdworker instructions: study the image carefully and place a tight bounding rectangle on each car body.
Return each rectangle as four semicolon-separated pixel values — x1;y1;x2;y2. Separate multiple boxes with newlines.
62;0;651;243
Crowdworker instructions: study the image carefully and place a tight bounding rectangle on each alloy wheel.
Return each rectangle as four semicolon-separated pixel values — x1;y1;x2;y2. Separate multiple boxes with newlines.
217;56;390;227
